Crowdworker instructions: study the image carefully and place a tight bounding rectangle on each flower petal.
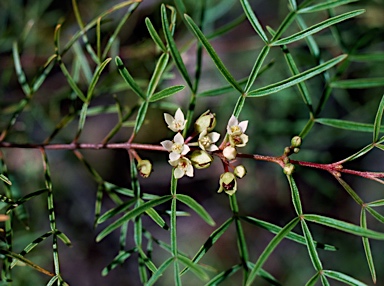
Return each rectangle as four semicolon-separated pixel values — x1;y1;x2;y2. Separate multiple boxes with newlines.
161;140;173;151
206;145;219;152
164;113;174;126
174;108;185;121
208;132;220;143
186;164;194;177
174;168;184;179
173;132;184;144
169;152;181;161
239;120;248;132
181;145;190;155
227;115;238;132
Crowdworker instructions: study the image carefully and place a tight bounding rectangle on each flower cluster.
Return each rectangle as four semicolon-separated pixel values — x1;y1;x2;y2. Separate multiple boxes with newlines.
160;109;220;179
159;109;248;195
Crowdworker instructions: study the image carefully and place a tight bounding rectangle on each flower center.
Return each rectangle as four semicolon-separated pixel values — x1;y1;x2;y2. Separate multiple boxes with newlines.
173;120;183;130
172;143;183;153
200;136;211;148
230;125;242;135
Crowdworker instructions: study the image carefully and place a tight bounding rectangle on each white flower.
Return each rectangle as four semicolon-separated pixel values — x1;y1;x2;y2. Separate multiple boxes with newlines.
164;108;187;132
229;133;249;148
227;115;248;136
161;133;190;161
198;130;220;152
170;157;194;179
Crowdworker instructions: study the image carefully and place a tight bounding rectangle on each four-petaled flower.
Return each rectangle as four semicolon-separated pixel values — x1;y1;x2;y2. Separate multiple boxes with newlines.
227;115;249;148
164;108;187;132
161;133;190;162
170;157;194;179
198;130;220;152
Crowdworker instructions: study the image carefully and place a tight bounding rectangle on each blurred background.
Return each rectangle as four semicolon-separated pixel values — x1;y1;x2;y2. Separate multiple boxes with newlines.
1;0;384;285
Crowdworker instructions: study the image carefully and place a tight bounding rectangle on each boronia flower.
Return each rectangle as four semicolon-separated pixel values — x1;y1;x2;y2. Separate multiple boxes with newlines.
170;157;194;179
194;110;217;133
229;133;249;148
161;133;190;162
137;159;152;178
223;146;237;161
218;172;237;196
198;130;220;152
227;115;248;136
164;108;187;132
190;150;213;169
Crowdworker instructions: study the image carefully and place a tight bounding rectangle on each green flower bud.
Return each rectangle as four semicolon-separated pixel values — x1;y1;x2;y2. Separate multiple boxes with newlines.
293;147;300;154
283;163;295;175
194;110;217;133
223;146;237;161
137;159;152;178
234;165;247;178
218;172;237;196
190;150;213;169
291;136;302;148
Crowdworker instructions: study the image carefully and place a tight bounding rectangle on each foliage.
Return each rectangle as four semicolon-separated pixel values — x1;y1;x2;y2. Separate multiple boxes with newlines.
1;0;384;285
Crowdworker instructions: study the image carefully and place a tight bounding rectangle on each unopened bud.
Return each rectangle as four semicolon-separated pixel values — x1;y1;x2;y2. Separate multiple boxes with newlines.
218;172;237;196
194;110;217;133
223;146;237;161
291;136;302;148
283;163;295;175
190;150;213;169
137;159;152;178
234;165;247;178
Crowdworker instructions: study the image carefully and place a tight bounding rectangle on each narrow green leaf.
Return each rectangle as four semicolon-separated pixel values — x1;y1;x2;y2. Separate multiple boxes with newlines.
248;55;346;97
12;42;31;96
58;59;87;102
184;14;243;94
349;53;384;62
72;41;92;84
367;199;384;207
366;207;384;224
241;216;337;251
315;118;379;132
0;250;54;277
178;255;209;282
145;207;168;230
0;174;11;185
46;276;59;286
245;46;270;93
289;0;297;10
323;270;368;286
306;273;320;286
207;14;247;40
31;57;55;93
330;78;384;89
303;214;384;239
271;10;365;46
373;95;384;142
339;143;374;163
161;5;193;90
97;199;136;224
147;53;169;98
146;257;173;286
334;176;364;205
298;0;359;14
149;85;185;102
56;230;72;247
102;3;140;59
87;58;112;100
360;209;376;284
321;275;331;286
246;263;282;286
176;194;215;226
115;56;146;100
240;0;268;43
299;119;315;139
133;101;149;134
271;11;296;42
137;246;158;273
77;103;89;135
181;218;234;275
145;17;167;52
246;217;299;286
96;196;172;242
205;264;242;286
101;249;136;276
301;220;323;271
287;175;303;215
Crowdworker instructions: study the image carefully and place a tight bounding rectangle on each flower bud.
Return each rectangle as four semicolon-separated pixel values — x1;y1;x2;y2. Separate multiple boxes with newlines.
223;146;237;161
234;165;247;178
194;110;216;133
190;150;213;169
291;136;302;148
137;159;152;178
218;172;237;196
283;163;295;175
